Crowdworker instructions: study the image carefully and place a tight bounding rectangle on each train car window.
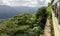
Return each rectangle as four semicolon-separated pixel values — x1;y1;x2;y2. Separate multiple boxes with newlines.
57;2;60;25
57;2;60;8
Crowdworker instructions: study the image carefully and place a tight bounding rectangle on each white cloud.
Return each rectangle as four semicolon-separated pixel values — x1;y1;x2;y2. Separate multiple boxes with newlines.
0;0;3;5
45;0;51;6
1;0;51;7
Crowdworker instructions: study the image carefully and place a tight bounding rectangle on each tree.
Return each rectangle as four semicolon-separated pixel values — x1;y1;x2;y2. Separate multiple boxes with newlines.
0;7;48;36
0;13;36;36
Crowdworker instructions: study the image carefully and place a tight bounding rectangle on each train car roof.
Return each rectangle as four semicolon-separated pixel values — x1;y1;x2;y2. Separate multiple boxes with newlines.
52;0;59;5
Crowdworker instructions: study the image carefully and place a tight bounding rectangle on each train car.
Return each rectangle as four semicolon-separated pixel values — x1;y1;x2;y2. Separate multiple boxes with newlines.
57;1;60;24
52;1;60;24
52;2;58;17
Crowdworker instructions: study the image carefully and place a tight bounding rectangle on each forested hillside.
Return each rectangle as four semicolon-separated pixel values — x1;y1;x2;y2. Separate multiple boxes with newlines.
0;7;49;36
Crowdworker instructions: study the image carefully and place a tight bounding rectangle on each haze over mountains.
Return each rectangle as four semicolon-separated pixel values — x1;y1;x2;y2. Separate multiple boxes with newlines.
0;0;51;19
0;5;38;19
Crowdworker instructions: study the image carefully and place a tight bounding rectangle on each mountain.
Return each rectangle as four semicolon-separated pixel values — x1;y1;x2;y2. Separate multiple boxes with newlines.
13;6;38;13
0;5;38;19
0;5;20;19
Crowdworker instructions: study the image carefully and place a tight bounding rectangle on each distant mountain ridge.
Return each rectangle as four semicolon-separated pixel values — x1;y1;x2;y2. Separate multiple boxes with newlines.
0;5;38;19
13;6;38;13
0;5;19;19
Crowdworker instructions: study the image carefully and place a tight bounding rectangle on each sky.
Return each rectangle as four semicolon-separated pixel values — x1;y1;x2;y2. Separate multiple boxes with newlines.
0;0;51;7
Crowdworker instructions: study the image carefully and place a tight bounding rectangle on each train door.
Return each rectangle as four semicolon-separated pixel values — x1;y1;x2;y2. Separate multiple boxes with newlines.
57;2;60;24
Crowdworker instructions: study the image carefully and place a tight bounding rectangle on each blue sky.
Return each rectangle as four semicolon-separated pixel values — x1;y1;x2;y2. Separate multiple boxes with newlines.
0;0;51;7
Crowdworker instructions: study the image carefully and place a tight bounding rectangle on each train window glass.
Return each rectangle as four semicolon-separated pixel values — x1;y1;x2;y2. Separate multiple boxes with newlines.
57;2;60;25
57;2;60;8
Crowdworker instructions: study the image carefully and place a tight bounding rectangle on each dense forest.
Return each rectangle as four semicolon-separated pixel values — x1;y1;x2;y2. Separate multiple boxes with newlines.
0;7;50;36
0;0;56;36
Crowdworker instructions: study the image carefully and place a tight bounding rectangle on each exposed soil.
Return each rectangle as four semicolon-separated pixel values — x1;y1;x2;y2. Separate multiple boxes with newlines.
44;19;51;36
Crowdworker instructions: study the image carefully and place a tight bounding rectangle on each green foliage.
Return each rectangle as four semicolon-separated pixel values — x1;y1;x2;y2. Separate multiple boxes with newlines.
0;13;36;36
36;7;48;28
13;13;36;25
0;7;49;36
36;7;47;18
30;7;48;36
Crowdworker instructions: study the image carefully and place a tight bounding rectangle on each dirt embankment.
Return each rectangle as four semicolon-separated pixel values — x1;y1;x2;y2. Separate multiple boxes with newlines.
44;19;51;36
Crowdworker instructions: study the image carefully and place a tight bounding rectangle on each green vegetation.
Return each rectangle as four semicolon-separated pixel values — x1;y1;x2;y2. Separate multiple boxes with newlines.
0;7;49;36
47;0;55;36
